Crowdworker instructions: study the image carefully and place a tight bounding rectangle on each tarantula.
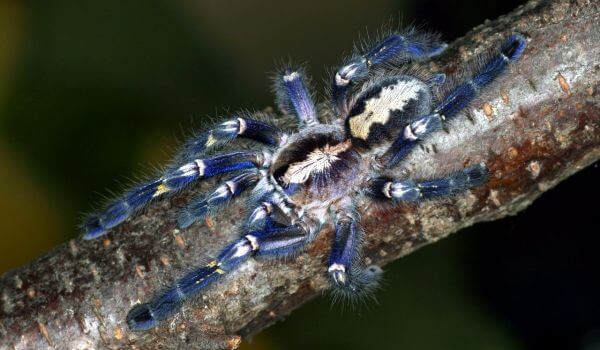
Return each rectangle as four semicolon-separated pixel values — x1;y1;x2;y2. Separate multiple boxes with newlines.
82;29;526;331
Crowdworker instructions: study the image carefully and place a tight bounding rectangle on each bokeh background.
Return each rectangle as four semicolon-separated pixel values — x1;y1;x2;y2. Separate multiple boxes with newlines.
0;1;598;349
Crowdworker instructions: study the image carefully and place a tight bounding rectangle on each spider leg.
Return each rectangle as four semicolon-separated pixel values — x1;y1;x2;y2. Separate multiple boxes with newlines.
274;68;319;126
333;30;447;114
83;151;270;239
126;223;311;331
328;208;382;297
382;35;526;167
381;112;445;166
435;35;526;117
177;171;262;228
247;184;299;227
427;73;447;87
181;116;284;159
247;201;274;227
368;163;488;201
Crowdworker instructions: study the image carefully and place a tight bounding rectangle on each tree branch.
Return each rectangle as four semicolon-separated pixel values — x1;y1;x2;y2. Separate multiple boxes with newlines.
1;0;598;348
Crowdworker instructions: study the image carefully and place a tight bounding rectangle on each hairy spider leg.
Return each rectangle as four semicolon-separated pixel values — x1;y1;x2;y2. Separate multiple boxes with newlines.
244;178;280;227
333;30;447;114
83;151;270;239
368;163;488;202
247;201;274;226
274;68;319;126
383;35;526;167
126;224;311;331
427;73;447;86
177;171;262;228
328;210;382;297
247;187;299;227
181;116;284;159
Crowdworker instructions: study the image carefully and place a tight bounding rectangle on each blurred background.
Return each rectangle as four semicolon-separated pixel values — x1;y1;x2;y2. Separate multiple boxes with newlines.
0;0;598;349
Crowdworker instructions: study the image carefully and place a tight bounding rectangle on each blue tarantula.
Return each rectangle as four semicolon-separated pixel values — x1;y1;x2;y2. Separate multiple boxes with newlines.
82;29;526;331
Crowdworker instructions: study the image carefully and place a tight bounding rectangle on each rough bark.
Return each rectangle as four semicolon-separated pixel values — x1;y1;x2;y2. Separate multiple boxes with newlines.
1;0;599;349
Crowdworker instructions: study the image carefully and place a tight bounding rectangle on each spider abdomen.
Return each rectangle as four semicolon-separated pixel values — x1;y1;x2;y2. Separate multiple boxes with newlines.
346;75;432;149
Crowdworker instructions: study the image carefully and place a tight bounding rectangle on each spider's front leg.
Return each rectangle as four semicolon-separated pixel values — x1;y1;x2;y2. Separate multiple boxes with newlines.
368;163;488;202
383;35;526;167
126;223;313;331
83;151;270;239
177;170;262;228
328;205;382;297
333;29;447;114
180;115;285;160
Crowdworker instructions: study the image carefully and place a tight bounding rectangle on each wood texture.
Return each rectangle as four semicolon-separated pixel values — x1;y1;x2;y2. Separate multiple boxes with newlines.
1;0;598;348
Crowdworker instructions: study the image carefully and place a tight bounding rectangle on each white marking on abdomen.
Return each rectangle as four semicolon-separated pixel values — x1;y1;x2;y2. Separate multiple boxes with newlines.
349;79;424;140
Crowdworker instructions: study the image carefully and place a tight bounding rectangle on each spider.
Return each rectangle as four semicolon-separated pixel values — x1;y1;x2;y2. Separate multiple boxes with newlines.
82;28;526;331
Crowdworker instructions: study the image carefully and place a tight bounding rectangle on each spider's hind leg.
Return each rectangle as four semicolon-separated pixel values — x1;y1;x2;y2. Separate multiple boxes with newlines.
332;29;447;114
382;35;526;167
434;35;526;118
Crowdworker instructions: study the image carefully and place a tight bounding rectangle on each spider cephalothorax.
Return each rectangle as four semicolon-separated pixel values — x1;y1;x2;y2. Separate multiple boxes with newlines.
82;28;526;331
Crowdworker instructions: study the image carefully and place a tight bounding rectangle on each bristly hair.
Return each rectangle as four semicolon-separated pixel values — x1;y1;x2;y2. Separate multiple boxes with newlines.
271;61;317;120
81;21;525;331
330;265;384;309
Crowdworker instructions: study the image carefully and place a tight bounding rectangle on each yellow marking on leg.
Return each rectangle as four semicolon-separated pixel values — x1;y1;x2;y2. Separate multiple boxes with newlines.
153;183;170;197
205;133;218;148
215;268;225;274
207;260;218;267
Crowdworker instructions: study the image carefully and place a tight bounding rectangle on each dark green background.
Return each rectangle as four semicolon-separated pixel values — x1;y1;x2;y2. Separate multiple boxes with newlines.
1;1;598;349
